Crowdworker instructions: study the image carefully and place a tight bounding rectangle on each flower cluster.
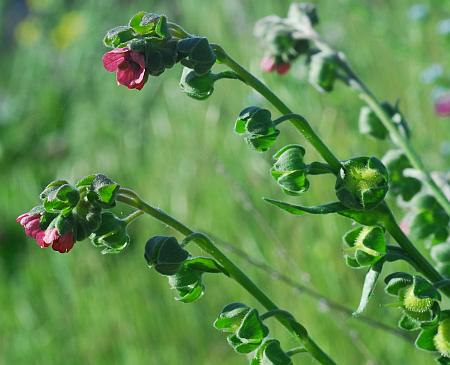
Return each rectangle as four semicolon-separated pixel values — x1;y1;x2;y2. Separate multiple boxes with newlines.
254;3;318;75
17;174;129;254
102;12;216;91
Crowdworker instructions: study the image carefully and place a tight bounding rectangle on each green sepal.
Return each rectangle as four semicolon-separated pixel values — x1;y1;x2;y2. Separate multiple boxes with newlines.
436;356;450;364
236;309;269;345
129;12;170;39
53;213;75;236
415;327;438;352
90;212;130;254
214;303;251;333
399;314;421;331
413;275;441;301
144;236;189;276
264;198;344;215
235;107;279;152
177;37;216;75
103;26;135;48
40;180;80;213
343;226;386;267
251;339;293;365
183;256;227;275
384;272;413;296
410;195;449;241
179;67;215;100
168;264;204;303
271;145;309;195
78;174;120;208
227;334;260;354
39;210;58;231
432;243;450;264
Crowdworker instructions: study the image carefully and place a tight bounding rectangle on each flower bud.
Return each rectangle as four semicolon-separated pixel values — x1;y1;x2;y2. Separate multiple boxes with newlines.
40;180;80;213
103;26;135;48
168;264;204;303
129;12;170;39
271;145;309;195
214;303;251;333
179;67;215;100
335;156;389;210
435;319;450;358
235;107;280;152
90;212;130;254
308;51;338;93
145;236;189;276
177;37;216;75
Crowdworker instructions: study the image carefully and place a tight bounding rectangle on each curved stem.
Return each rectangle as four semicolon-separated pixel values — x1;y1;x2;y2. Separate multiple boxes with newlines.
382;206;450;298
122;210;144;225
212;45;342;174
286;347;308;357
116;189;336;365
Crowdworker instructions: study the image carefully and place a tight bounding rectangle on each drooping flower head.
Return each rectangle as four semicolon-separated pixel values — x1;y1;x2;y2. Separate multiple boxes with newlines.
16;212;47;248
260;56;290;75
102;48;147;90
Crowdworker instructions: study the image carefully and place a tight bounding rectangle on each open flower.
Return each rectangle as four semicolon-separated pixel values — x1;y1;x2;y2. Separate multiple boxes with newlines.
260;56;290;75
16;212;48;248
102;48;147;90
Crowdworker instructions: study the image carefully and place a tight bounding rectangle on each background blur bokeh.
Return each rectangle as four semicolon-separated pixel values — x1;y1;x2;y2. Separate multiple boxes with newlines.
1;0;450;364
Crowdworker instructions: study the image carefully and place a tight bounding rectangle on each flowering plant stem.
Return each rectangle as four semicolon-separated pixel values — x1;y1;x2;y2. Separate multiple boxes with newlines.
213;46;450;299
213;45;342;173
116;188;336;365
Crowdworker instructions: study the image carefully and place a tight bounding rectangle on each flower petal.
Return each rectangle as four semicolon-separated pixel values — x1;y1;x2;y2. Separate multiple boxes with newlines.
102;48;129;72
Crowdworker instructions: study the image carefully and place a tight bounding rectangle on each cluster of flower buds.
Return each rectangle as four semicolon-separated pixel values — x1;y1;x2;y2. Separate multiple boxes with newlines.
359;101;410;142
235;107;280;152
254;3;319;75
145;235;226;303
214;303;292;364
102;12;216;90
17;174;129;254
335;156;389;211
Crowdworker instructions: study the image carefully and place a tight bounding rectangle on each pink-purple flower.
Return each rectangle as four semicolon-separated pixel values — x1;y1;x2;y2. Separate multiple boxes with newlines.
17;212;75;253
435;94;450;117
102;48;147;90
260;56;291;75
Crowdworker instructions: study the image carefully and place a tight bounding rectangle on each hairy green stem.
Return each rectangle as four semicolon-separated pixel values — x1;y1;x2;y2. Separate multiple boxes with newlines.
286;347;308;357
213;45;342;174
122;209;144;225
116;189;336;365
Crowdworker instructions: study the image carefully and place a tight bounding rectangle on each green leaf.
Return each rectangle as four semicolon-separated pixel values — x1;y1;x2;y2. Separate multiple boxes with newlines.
353;260;384;316
264;198;345;215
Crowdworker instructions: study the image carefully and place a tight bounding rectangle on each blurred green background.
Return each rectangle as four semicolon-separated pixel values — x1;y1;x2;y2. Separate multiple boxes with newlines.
1;0;449;364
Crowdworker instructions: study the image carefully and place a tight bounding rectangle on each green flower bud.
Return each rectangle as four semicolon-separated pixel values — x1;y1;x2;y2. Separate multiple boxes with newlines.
335;156;389;210
144;236;189;276
382;149;421;201
179;67;215;100
90;212;130;254
214;303;251;333
76;173;120;208
343;225;386;267
271;145;309;195
168;264;204;303
435;319;450;358
308;51;338;93
235;107;280;152
177;37;216;75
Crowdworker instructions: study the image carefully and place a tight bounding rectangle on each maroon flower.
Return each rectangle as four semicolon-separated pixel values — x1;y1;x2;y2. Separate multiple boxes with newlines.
435;94;450;117
260;56;290;75
43;228;75;254
102;48;147;90
16;213;48;248
17;212;75;253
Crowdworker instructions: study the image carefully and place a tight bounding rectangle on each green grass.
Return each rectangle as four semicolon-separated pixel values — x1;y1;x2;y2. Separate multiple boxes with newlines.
1;0;449;364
